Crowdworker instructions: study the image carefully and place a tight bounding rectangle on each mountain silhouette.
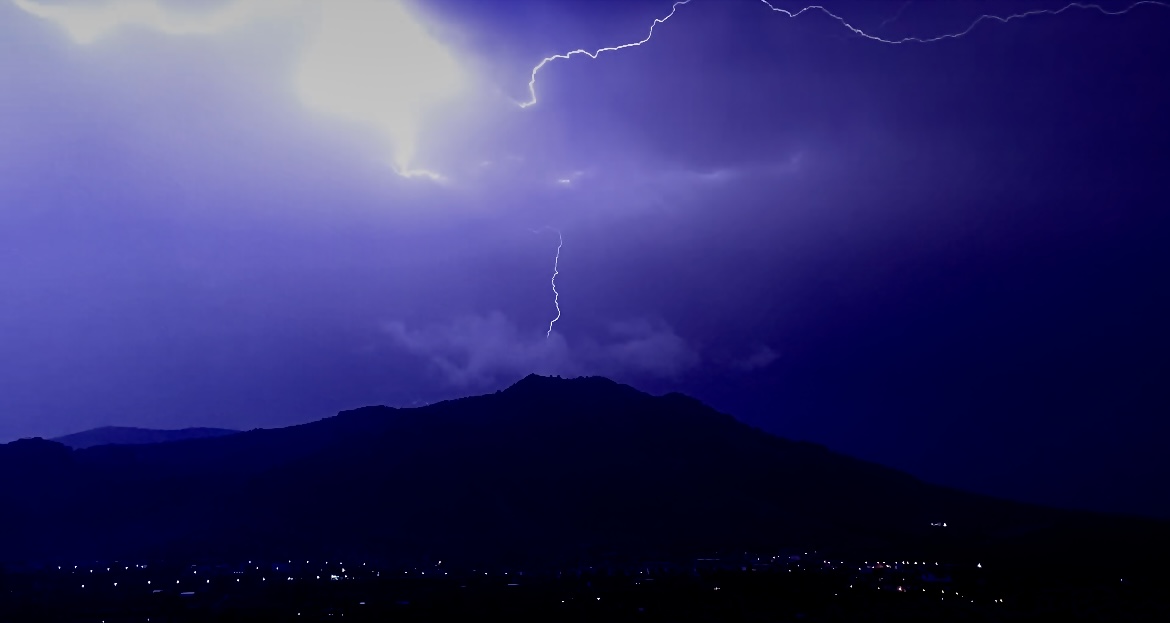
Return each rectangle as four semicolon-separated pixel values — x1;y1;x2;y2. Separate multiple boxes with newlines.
1;375;1165;573
50;426;239;449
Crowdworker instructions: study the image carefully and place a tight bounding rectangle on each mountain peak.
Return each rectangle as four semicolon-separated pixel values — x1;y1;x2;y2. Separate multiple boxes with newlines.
507;372;569;387
501;374;647;405
0;437;72;468
506;373;624;391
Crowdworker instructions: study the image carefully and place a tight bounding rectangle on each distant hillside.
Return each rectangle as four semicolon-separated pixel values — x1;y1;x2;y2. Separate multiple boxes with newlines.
51;426;239;449
2;375;1166;574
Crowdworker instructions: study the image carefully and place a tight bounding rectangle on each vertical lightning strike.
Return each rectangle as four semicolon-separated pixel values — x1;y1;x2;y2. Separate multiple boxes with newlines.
520;0;1169;107
545;229;563;339
530;227;564;338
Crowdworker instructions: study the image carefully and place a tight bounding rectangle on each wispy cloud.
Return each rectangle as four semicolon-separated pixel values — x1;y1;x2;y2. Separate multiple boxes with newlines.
733;344;780;371
382;312;699;388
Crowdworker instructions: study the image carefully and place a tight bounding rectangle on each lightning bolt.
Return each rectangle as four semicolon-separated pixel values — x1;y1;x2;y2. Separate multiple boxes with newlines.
520;0;1169;107
755;0;1169;44
535;228;563;339
519;0;694;108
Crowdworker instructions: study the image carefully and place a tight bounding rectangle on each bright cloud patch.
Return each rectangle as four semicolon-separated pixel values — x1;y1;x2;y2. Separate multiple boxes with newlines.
14;0;467;178
12;0;294;43
296;0;466;178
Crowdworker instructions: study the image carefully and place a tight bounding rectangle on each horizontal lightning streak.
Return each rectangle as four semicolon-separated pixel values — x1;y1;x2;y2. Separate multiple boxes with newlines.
756;0;1170;44
521;0;1169;107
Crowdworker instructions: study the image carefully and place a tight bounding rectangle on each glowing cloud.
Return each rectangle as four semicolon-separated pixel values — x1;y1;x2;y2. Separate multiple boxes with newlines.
11;0;292;44
295;0;466;178
14;0;468;179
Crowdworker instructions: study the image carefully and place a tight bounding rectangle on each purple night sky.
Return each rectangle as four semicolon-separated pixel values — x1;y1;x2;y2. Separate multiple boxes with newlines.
1;0;1168;517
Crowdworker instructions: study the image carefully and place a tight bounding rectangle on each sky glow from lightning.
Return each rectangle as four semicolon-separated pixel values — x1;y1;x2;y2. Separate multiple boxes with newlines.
10;0;291;43
14;0;1168;349
520;0;1170;108
12;0;466;180
511;0;1168;341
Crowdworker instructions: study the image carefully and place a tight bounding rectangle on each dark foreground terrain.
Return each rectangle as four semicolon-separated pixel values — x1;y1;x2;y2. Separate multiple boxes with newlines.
2;552;1167;622
3;375;1167;569
51;427;239;450
2;375;1167;621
